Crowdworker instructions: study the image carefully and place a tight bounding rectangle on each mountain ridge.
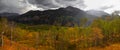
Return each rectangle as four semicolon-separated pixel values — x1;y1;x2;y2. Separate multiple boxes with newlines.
86;10;109;17
1;6;99;26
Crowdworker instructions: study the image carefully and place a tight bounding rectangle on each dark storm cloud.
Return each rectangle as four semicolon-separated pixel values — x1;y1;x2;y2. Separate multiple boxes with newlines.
0;0;30;13
27;0;86;9
27;0;61;9
0;0;5;10
0;0;85;13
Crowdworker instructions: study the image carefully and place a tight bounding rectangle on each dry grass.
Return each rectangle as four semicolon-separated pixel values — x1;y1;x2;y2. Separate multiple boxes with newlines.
0;36;36;50
76;43;120;50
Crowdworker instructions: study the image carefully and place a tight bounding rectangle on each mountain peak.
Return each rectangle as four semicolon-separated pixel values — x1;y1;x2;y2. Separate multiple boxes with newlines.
66;6;75;9
65;6;80;10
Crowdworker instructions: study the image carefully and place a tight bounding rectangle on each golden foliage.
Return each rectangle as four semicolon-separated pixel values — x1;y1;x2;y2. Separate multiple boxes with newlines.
91;27;104;40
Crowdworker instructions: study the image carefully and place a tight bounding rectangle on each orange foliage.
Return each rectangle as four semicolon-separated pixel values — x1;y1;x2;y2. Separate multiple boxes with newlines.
1;36;36;50
91;27;104;40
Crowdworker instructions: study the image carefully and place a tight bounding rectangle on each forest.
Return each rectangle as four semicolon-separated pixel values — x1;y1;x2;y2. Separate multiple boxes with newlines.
0;12;120;50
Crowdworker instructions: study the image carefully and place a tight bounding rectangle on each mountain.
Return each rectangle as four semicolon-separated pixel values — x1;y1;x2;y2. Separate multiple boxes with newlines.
12;6;95;26
86;10;109;17
0;12;19;20
19;6;87;19
0;6;98;26
0;12;19;17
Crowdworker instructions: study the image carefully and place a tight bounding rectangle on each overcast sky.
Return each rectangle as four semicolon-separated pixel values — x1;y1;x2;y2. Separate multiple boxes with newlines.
0;0;120;14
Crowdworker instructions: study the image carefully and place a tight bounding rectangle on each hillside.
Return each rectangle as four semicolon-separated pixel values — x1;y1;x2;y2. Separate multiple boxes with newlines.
9;6;96;26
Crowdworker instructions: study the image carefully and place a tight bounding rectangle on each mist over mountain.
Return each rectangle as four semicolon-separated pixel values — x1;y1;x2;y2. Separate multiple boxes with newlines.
86;10;109;17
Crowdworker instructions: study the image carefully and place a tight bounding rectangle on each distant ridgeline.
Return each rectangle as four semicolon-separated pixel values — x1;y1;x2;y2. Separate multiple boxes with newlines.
0;6;109;26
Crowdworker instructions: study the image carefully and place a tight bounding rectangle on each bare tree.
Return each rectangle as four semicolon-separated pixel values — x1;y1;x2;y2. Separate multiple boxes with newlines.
9;21;15;46
1;32;4;47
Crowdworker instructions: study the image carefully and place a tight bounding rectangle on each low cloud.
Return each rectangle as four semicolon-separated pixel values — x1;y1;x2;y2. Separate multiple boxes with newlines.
100;6;114;10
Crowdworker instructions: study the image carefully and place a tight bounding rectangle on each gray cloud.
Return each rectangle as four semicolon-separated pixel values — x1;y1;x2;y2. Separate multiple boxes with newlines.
0;0;29;13
55;0;85;6
0;0;85;13
28;0;86;9
100;6;114;10
0;0;6;10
